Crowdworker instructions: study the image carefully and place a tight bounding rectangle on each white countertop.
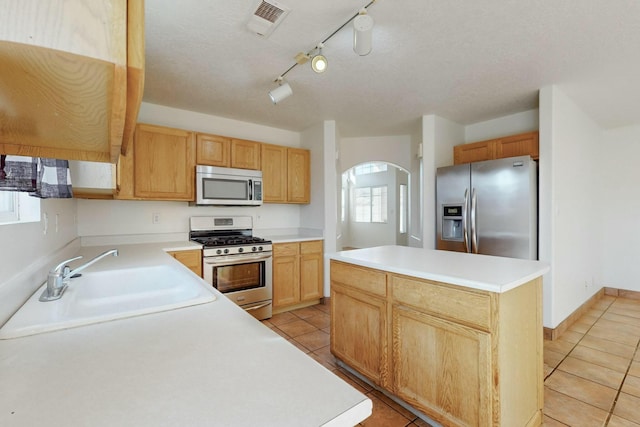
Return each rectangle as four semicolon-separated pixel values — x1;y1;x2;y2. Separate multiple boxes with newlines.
0;243;371;427
328;246;550;293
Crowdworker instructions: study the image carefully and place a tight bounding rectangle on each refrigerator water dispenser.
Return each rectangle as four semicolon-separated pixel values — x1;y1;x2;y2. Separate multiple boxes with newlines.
441;204;463;241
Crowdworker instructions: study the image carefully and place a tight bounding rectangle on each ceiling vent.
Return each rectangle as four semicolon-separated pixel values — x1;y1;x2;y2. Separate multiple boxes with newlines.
247;1;290;38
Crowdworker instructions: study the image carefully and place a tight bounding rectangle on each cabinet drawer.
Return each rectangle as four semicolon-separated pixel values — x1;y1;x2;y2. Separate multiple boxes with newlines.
274;243;299;257
330;261;387;298
391;274;491;330
301;240;323;254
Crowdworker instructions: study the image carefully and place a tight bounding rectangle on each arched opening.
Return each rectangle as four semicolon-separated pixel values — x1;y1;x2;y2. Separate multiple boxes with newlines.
340;161;410;250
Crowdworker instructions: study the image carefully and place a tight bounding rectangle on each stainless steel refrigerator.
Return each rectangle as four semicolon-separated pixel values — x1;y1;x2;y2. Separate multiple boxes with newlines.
436;155;537;260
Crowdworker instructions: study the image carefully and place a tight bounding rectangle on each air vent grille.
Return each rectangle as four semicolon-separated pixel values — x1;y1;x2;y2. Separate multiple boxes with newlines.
247;0;290;37
254;1;285;23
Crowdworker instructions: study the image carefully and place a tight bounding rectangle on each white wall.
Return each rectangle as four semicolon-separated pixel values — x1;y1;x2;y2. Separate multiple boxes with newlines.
78;104;306;239
601;125;640;290
0;198;78;325
421;115;465;248
539;85;604;328
465;109;539;143
340;135;413;171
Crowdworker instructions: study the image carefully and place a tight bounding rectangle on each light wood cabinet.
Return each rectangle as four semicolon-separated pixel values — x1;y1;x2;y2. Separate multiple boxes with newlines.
167;249;202;277
0;0;144;163
273;240;323;312
117;123;195;201
330;262;389;387
261;144;288;203
230;139;261;170
453;131;539;165
287;148;311;204
196;134;230;167
262;146;311;204
330;260;543;427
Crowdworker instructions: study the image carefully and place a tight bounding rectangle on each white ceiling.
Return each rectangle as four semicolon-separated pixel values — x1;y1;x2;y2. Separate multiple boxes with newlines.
144;0;640;137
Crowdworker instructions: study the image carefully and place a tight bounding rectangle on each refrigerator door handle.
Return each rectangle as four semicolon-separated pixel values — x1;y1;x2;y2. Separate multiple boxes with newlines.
462;189;470;252
471;188;478;253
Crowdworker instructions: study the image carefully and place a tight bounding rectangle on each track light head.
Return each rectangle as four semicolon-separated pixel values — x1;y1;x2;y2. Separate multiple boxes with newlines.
353;12;374;56
268;78;292;104
311;43;328;73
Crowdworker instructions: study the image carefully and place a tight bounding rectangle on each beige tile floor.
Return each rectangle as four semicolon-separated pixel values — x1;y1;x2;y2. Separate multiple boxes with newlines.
264;295;640;426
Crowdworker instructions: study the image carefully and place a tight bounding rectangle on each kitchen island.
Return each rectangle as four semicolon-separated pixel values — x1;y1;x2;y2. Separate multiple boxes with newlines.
328;245;550;427
0;243;371;427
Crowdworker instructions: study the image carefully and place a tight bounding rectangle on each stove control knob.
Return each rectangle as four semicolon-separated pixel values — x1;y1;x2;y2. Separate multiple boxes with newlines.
252;246;257;252
224;249;229;254
216;249;222;255
238;247;244;253
258;246;263;251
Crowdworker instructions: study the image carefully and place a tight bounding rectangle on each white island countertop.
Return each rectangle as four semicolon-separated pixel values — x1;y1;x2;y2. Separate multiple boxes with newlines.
0;243;371;427
328;245;550;293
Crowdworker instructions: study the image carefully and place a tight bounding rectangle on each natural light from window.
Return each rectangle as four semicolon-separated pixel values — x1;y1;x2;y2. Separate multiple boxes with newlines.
354;185;387;223
0;191;41;225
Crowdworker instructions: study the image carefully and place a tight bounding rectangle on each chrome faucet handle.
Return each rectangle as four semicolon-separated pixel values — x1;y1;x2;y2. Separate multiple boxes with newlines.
51;256;83;275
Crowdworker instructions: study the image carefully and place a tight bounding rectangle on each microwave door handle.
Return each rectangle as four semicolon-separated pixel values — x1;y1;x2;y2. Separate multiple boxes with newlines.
248;179;253;200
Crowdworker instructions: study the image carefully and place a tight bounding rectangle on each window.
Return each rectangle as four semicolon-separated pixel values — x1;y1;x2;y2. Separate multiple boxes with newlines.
354;185;387;223
0;191;40;225
354;162;387;176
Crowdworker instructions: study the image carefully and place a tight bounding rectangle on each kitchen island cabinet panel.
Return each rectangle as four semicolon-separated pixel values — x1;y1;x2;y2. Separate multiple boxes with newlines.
328;249;545;427
392;305;491;427
331;282;388;387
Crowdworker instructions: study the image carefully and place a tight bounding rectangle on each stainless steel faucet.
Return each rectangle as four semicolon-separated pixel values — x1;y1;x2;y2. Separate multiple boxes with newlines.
39;249;119;302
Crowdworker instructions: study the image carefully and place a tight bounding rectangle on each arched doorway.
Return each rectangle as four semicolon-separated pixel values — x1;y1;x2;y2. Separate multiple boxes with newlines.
340;161;410;250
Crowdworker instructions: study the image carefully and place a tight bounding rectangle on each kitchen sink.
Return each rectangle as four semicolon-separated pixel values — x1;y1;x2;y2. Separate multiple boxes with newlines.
0;265;216;339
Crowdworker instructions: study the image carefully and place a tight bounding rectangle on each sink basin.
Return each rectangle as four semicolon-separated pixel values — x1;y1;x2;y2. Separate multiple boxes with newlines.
0;265;216;339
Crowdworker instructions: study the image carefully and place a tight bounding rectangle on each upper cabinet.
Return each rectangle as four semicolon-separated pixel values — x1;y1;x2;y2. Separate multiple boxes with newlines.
117;124;195;201
196;134;261;170
0;0;144;163
453;131;539;165
261;145;311;204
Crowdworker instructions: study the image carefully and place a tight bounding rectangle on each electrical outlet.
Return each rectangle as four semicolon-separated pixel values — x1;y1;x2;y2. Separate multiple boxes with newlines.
43;213;48;235
55;214;59;233
152;212;160;224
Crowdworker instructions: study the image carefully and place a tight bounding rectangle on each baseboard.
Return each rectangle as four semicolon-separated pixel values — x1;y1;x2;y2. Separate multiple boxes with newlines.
604;287;640;300
543;288;605;341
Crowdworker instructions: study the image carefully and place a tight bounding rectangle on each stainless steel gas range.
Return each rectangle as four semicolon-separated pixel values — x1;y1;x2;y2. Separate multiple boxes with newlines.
189;216;272;320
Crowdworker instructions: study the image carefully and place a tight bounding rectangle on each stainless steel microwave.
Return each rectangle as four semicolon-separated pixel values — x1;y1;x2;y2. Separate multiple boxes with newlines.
195;165;263;206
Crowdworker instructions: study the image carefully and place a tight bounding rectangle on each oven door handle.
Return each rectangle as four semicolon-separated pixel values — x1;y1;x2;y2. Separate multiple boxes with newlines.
203;253;272;266
244;301;272;311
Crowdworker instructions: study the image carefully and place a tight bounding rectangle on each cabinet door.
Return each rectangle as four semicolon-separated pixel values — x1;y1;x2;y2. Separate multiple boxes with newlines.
196;133;230;166
168;250;202;277
287;148;310;203
495;131;539;160
331;282;388;387
273;243;300;308
453;140;495;165
392;305;492;427
231;139;261;170
133;124;195;200
261;143;287;203
300;241;323;301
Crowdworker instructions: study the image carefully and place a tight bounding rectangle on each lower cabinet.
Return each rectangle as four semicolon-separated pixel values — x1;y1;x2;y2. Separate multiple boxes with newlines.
273;240;323;312
330;260;543;427
167;249;202;277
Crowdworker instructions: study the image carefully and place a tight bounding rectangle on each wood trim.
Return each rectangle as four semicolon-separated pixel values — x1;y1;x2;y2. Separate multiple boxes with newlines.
543;288;605;340
604;287;640;300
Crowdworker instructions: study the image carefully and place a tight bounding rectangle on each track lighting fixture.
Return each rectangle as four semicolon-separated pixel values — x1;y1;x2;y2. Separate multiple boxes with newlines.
311;43;328;73
268;77;292;104
353;9;374;56
268;0;376;103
